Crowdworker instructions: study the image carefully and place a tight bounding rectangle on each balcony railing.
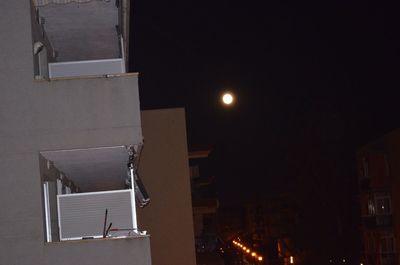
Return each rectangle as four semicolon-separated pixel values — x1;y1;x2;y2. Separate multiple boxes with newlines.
362;215;393;228
48;57;125;79
381;253;397;265
32;6;127;79
48;35;126;79
58;189;134;241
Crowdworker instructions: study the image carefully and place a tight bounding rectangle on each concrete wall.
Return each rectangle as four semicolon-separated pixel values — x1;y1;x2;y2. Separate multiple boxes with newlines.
44;236;151;265
138;109;197;265
0;1;150;264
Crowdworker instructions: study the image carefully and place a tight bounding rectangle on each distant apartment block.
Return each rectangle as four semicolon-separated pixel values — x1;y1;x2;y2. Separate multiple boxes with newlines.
189;146;219;252
357;129;400;265
188;146;225;264
243;195;299;265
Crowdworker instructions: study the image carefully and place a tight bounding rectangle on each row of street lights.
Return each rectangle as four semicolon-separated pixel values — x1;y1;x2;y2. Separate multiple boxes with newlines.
232;240;264;262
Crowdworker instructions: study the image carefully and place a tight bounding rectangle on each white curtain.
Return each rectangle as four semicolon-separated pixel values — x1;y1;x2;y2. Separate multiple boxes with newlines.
33;0;93;7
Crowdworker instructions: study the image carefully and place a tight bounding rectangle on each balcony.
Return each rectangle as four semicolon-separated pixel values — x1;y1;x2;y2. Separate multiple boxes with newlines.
362;215;393;229
381;253;397;265
40;145;149;242
31;0;128;79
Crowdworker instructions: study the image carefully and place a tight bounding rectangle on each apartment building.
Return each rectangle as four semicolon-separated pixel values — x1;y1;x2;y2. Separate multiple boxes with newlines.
243;195;299;265
357;129;400;265
0;1;196;265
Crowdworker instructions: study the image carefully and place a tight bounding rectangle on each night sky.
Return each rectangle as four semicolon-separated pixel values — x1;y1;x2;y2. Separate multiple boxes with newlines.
130;0;399;260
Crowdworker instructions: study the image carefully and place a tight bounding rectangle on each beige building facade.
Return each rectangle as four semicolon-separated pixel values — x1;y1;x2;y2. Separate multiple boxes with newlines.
139;108;197;265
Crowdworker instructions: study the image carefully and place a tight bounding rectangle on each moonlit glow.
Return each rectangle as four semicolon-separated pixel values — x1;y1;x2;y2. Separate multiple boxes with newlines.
222;93;234;105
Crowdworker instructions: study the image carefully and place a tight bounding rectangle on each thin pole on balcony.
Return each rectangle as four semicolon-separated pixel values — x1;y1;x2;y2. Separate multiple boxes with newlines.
129;165;138;233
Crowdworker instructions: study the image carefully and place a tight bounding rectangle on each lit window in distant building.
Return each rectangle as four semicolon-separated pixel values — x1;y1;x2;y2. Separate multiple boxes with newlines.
375;196;391;215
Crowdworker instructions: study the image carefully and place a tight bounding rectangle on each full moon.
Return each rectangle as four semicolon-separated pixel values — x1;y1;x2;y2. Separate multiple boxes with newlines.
222;93;234;105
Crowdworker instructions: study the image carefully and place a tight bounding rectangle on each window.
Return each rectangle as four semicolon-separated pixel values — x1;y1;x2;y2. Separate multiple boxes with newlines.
40;145;149;242
381;236;395;253
375;195;391;215
380;236;396;265
367;198;376;216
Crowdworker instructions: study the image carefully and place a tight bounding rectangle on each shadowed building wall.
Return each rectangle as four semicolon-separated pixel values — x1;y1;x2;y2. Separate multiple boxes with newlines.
138;108;196;265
